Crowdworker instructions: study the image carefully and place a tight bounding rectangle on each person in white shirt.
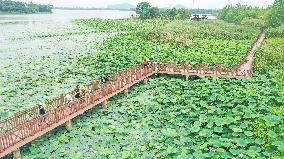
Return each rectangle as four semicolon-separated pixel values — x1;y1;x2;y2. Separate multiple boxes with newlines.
64;93;73;104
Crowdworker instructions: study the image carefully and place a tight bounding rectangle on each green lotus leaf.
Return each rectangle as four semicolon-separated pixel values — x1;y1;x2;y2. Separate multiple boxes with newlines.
267;130;278;138
244;131;254;137
232;128;243;133
213;127;223;133
272;141;284;152
254;138;265;145
236;138;249;147
263;115;281;127
162;128;179;138
190;125;200;133
246;149;257;157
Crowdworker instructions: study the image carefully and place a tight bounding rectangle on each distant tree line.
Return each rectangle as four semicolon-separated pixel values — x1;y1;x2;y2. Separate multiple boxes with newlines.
218;4;267;23
0;0;53;13
54;7;135;11
266;0;284;28
136;2;191;20
218;0;284;28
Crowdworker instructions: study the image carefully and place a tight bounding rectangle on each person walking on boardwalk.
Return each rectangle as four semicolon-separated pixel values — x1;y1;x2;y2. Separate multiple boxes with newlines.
39;103;46;122
74;85;81;99
64;93;73;104
81;84;88;103
143;59;151;68
148;58;153;68
81;85;87;97
100;76;109;88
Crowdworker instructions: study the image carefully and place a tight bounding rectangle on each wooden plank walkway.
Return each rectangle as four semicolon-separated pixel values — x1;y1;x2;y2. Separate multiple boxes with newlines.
0;32;265;158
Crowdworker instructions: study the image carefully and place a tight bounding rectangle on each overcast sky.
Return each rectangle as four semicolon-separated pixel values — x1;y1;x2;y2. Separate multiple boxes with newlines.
16;0;275;9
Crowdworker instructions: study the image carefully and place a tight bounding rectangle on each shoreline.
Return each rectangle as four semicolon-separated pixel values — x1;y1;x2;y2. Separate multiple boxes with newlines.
54;8;134;11
0;11;53;15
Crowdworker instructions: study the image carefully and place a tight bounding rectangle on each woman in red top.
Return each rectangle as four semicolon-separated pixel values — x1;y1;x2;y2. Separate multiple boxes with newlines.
143;59;149;68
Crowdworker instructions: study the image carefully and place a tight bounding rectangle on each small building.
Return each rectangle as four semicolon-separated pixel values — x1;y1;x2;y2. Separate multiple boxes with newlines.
190;14;217;20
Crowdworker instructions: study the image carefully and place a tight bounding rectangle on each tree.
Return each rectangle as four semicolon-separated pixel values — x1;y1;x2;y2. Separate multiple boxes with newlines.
0;0;53;13
177;8;191;20
218;4;265;24
266;0;284;28
136;2;151;19
149;7;159;18
218;4;246;23
135;2;191;20
167;8;178;20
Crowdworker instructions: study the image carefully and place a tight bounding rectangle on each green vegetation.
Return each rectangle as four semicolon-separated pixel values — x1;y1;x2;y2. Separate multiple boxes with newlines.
0;18;260;120
2;1;284;158
217;4;266;25
266;0;284;28
255;27;284;91
255;38;284;73
218;0;284;29
0;0;53;14
266;24;284;38
20;75;284;159
16;18;283;158
136;2;191;20
76;19;259;68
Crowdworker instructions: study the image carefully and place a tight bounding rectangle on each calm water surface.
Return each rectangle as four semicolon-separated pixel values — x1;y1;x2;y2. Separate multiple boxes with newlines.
0;9;135;67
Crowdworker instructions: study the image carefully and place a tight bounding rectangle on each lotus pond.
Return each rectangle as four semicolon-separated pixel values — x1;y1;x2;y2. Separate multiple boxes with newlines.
0;19;261;120
18;73;283;158
1;18;284;159
0;23;108;120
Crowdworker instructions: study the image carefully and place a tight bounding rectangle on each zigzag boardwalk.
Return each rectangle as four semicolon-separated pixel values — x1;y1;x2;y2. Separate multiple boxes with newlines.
0;32;264;158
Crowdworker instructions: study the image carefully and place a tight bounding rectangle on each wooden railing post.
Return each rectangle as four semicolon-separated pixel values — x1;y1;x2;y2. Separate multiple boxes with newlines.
12;148;21;159
103;100;108;109
185;75;189;80
124;89;129;96
92;81;99;92
14;114;20;126
60;95;64;107
66;120;72;131
143;78;148;84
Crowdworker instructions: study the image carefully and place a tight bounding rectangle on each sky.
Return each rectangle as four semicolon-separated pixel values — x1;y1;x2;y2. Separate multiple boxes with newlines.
16;0;275;9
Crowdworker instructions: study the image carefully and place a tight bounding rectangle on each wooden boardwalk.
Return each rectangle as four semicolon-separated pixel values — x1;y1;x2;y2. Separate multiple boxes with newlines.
0;32;265;158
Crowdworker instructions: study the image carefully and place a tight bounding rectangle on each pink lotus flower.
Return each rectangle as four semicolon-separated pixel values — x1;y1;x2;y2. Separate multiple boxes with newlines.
211;147;217;152
239;153;245;158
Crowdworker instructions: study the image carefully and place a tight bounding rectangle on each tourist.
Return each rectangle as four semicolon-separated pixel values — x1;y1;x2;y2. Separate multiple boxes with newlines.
81;85;87;97
143;59;149;68
100;76;109;87
64;93;73;104
148;58;153;68
74;85;81;99
39;103;46;122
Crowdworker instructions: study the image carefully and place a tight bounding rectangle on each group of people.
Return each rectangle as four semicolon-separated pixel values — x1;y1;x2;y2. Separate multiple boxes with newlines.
38;76;110;122
38;58;155;122
63;85;85;104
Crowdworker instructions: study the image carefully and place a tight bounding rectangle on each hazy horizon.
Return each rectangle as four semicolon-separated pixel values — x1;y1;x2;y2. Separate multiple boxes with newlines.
15;0;275;9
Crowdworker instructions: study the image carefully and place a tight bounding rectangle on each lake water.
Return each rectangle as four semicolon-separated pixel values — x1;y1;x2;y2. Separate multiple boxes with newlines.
0;9;135;23
0;9;135;67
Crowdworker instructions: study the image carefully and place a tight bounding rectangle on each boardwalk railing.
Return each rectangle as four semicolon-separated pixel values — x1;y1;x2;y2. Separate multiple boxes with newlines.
0;63;252;158
0;32;265;158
